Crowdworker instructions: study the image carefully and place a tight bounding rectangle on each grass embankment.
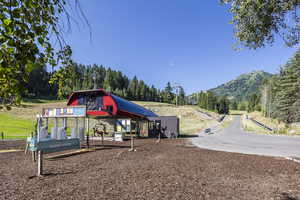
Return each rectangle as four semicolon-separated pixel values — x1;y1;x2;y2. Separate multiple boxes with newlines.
220;115;234;129
135;101;220;135
0;113;35;139
0;100;220;139
241;114;272;135
0;100;66;139
241;111;300;135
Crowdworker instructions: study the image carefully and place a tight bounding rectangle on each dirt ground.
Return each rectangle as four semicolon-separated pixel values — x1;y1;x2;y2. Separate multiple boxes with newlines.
1;139;300;200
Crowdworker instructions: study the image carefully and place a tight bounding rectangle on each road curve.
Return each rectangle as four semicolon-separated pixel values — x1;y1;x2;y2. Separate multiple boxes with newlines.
191;116;300;158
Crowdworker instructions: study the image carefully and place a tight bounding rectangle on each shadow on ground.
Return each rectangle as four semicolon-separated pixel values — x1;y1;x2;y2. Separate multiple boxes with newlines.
178;134;198;138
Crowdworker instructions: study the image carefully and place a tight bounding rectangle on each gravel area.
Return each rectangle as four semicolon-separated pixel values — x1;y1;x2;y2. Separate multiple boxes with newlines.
1;139;300;200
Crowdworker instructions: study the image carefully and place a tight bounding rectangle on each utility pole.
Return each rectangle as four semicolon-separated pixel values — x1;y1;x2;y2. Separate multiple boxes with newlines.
172;82;181;107
268;84;272;119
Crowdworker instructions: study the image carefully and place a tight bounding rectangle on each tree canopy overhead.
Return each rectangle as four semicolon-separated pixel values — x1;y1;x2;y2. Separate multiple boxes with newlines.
222;0;300;49
0;0;87;108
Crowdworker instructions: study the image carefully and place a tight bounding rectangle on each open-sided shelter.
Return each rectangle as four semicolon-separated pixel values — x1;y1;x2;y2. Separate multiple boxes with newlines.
67;89;180;138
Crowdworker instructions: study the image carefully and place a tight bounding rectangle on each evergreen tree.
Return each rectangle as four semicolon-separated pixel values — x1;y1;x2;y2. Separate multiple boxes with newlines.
163;82;174;104
274;64;300;123
138;80;146;101
247;93;261;112
103;69;114;92
216;96;230;114
238;102;247;111
206;91;216;111
23;60;163;103
230;101;238;110
25;65;56;98
198;91;208;109
291;92;300;122
129;76;139;100
178;86;186;105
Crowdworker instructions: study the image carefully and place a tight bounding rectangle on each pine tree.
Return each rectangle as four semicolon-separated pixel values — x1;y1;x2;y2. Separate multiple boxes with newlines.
247;93;260;112
198;91;208;109
103;69;113;92
129;76;139;100
274;63;300;123
163;82;174;103
230;101;238;110
178;86;186;105
238;102;247;111
138;80;146;101
206;91;216;111
217;96;229;114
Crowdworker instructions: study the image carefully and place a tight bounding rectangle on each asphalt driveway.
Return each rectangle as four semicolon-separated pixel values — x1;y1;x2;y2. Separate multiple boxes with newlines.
191;116;300;158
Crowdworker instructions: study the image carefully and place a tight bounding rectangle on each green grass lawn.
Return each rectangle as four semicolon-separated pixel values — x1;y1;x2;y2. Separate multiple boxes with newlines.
0;113;35;139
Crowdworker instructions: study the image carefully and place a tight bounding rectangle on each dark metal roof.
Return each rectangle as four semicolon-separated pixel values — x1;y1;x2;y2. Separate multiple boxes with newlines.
111;94;158;118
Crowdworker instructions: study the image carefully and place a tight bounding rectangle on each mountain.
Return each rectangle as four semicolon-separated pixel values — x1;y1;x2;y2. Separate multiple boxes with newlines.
209;70;273;101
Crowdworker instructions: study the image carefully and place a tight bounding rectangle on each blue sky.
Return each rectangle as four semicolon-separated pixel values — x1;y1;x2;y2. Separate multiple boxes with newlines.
62;0;298;94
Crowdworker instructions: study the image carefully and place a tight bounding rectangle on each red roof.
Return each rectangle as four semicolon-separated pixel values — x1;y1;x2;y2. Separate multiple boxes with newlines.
67;89;158;119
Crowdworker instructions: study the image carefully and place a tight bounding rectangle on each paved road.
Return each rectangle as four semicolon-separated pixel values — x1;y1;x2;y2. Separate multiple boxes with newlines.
191;116;300;158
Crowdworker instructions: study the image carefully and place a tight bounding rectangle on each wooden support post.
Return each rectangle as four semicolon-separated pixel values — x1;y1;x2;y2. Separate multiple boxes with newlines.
129;124;135;152
37;151;43;176
136;120;140;138
32;151;36;162
157;131;161;143
25;145;28;154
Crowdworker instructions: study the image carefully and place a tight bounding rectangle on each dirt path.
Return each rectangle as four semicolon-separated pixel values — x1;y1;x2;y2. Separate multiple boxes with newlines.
192;116;300;158
1;139;300;199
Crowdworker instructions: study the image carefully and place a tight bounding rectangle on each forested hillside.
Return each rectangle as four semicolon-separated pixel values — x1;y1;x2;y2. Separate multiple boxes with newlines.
24;63;186;104
206;48;300;125
209;70;272;101
188;70;271;114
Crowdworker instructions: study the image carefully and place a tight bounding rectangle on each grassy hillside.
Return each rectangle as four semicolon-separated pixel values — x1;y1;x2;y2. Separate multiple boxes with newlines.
0;113;35;139
0;100;219;139
242;111;300;135
134;101;220;134
210;70;272;101
0;100;66;139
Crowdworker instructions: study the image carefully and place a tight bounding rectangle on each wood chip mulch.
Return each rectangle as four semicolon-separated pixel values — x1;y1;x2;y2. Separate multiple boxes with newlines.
1;139;300;200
